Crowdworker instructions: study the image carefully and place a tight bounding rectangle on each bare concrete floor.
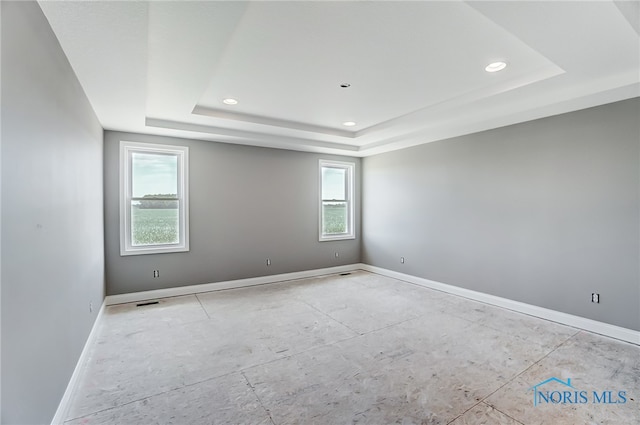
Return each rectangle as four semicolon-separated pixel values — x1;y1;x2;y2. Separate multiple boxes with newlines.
65;271;639;424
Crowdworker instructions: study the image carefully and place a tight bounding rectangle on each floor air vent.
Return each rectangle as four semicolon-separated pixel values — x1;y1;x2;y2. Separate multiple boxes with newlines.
136;301;159;307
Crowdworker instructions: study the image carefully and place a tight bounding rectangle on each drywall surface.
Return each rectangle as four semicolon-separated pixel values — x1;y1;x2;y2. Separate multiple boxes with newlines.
362;98;640;331
1;2;105;424
104;131;361;295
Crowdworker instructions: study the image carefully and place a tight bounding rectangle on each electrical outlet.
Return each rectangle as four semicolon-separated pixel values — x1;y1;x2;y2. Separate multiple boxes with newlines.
591;293;600;303
153;270;160;278
334;252;339;258
89;302;93;313
266;259;271;266
400;257;405;264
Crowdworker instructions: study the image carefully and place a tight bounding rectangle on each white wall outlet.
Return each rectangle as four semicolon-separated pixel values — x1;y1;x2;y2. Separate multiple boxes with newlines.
266;259;271;266
335;252;339;258
400;257;405;264
89;302;93;313
153;270;160;278
591;293;600;303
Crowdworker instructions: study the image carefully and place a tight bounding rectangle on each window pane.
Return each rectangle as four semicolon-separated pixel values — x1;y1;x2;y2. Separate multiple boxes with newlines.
322;201;347;234
132;152;178;199
322;167;346;200
131;200;179;246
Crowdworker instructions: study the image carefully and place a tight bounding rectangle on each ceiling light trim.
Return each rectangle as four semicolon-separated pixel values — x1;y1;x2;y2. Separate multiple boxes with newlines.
485;61;507;72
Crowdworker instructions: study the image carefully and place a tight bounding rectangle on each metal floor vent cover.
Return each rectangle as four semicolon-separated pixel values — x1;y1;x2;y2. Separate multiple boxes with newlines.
136;301;160;307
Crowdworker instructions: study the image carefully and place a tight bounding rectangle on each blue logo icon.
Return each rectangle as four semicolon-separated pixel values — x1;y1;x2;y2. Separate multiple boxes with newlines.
529;377;627;407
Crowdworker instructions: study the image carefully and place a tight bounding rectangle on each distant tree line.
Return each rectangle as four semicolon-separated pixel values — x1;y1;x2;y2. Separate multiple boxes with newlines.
136;194;178;209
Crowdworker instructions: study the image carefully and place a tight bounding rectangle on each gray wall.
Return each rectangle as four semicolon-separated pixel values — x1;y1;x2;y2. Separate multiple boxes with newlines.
362;98;640;331
104;131;361;295
1;2;105;424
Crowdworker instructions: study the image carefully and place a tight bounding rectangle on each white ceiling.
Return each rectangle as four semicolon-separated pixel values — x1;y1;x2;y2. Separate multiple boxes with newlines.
39;1;639;157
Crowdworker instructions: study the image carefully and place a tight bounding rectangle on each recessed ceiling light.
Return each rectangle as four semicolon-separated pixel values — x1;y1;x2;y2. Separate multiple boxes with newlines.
485;61;507;73
342;121;356;127
222;98;238;105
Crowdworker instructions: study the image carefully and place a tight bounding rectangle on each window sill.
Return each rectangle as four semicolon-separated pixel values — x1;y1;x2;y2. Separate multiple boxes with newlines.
120;245;189;256
319;234;356;242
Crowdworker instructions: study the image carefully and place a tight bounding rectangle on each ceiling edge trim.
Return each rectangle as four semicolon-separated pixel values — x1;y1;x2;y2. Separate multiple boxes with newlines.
192;105;356;138
354;65;566;138
145;117;359;152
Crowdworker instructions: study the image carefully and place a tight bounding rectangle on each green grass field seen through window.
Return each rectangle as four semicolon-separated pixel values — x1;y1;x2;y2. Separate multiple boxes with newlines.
322;203;347;234
131;208;179;246
132;203;348;246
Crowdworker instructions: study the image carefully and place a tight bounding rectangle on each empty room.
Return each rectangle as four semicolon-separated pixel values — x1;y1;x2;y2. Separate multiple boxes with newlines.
1;1;639;424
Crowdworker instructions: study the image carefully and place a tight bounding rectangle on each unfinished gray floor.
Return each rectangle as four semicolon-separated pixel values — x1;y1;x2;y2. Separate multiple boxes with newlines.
65;271;639;424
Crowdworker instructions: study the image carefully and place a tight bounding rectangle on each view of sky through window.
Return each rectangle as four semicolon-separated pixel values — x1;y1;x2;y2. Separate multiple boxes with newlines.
322;167;346;200
132;152;178;197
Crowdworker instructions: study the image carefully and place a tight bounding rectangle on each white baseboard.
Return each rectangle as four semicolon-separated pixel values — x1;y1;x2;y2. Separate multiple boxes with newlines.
360;264;640;346
105;262;639;345
105;264;363;306
50;301;106;425
104;262;639;345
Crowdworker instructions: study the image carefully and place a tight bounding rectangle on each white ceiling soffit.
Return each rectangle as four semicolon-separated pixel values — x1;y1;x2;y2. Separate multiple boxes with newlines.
39;1;639;157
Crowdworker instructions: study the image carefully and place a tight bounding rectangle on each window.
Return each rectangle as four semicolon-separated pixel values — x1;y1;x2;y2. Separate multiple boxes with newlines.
319;160;355;241
120;141;189;255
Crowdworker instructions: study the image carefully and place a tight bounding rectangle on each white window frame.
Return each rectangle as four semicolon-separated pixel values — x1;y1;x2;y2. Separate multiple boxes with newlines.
319;159;355;241
120;141;189;256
